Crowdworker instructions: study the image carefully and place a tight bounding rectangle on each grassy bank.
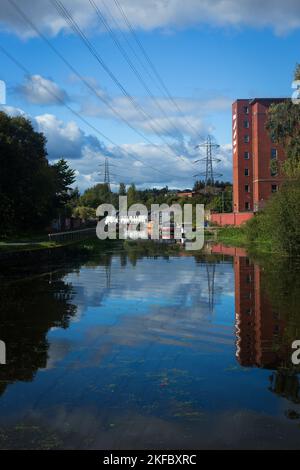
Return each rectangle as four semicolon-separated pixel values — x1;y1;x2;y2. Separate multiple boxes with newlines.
216;226;278;255
0;232;93;254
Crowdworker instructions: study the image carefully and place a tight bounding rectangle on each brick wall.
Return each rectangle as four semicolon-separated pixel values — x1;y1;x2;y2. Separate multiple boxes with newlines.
211;212;254;226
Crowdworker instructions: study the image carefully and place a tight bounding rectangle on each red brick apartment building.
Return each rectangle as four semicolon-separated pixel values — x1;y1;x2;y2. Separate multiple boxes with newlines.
232;98;287;213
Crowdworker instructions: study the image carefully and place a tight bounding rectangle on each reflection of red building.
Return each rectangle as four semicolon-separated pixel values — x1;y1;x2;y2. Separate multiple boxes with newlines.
212;244;286;368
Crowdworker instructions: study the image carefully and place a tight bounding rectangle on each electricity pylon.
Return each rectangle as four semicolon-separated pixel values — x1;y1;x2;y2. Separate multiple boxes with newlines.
194;135;222;189
103;157;111;190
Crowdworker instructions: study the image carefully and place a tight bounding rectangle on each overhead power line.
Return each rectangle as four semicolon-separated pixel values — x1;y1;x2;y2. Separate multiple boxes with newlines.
0;42;186;181
7;0;194;172
111;0;201;137
50;0;188;162
88;0;184;141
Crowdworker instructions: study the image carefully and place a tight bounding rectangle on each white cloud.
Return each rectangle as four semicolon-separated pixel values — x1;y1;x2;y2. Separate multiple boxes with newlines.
80;83;231;138
1;106;232;190
1;0;300;37
0;104;26;117
34;113;112;161
17;75;69;105
72;138;232;191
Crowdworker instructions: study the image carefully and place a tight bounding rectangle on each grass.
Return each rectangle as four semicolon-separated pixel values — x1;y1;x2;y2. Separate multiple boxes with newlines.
215;225;279;255
0;234;94;254
0;240;65;254
216;226;248;246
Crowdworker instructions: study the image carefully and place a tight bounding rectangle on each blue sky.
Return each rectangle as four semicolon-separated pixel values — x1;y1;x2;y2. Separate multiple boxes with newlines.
0;0;299;190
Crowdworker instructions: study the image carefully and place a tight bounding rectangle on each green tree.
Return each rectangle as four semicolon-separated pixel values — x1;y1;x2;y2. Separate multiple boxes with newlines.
266;66;300;178
80;183;111;207
0;112;54;234
51;158;76;216
127;183;137;206
72;206;96;220
119;182;126;196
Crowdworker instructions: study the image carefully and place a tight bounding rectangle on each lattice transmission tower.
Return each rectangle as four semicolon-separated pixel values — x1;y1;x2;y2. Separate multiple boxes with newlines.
194;135;222;189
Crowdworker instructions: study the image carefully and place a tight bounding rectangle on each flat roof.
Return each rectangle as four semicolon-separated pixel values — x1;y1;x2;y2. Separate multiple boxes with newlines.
233;98;288;105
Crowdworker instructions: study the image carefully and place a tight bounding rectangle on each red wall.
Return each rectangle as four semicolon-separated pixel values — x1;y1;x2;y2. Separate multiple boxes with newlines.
211;212;254;226
233;98;287;213
233;100;253;213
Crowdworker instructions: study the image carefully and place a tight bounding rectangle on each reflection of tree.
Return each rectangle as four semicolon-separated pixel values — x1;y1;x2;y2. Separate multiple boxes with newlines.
0;270;77;396
261;257;300;409
269;371;300;404
259;257;300;369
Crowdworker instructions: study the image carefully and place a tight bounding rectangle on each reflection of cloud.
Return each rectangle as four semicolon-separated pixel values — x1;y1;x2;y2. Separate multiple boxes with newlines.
3;405;300;449
82;302;233;359
46;255;234;369
45;338;74;370
65;256;234;306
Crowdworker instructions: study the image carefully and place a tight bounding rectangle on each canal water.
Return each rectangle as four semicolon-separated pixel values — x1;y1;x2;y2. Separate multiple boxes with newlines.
0;242;299;449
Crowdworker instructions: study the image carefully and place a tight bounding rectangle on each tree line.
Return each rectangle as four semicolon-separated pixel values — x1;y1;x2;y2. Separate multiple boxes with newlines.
0;109;233;238
0;111;77;237
76;180;233;215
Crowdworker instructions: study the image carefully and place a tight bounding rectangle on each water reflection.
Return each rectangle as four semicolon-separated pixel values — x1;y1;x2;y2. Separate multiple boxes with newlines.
212;244;300;406
0;269;77;397
0;243;299;449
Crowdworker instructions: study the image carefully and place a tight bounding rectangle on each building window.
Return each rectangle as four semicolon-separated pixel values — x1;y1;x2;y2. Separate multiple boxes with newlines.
245;202;250;211
273;325;280;335
271;148;278;159
243;106;249;114
245;184;250;192
271;184;278;193
244;168;249;176
243;120;249;129
244;135;250;143
244;151;250;159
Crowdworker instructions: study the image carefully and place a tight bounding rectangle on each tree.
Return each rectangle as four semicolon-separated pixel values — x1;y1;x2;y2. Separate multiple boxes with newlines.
0;112;54;234
295;63;300;81
127;183;137;206
65;186;80;217
266;66;300;178
80;183;111;207
72;206;96;220
51;158;76;210
119;182;126;196
193;180;205;192
0;112;78;236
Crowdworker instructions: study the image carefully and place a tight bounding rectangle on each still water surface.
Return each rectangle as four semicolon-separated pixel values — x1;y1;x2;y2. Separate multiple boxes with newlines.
0;243;300;449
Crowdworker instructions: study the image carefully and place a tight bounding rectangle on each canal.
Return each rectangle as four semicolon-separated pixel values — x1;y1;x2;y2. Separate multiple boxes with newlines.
0;241;299;449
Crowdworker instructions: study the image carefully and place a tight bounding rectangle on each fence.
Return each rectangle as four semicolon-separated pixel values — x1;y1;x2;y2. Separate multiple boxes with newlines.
48;227;96;243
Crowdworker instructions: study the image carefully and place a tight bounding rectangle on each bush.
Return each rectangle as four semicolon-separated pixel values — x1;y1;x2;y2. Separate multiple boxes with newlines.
245;179;300;253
